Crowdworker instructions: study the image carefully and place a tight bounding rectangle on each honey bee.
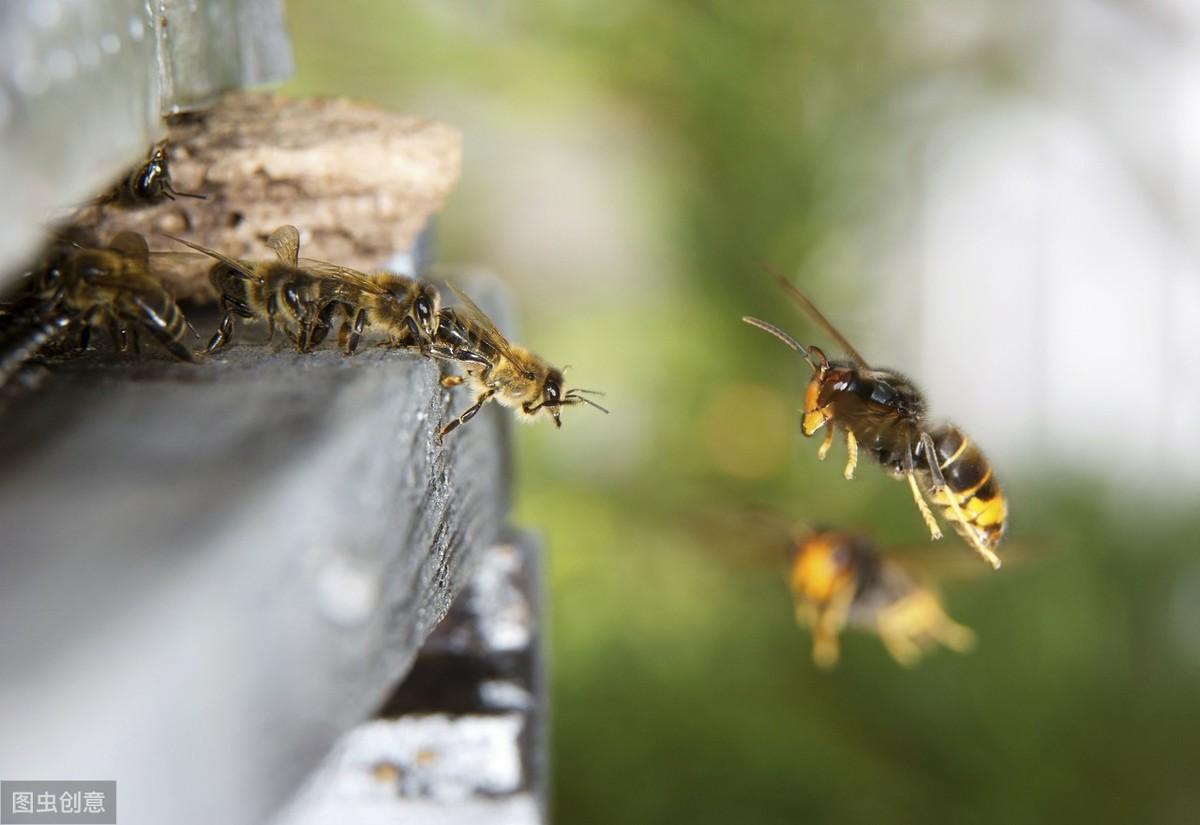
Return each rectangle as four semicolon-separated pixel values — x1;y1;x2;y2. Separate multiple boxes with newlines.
431;283;607;439
1;231;195;381
297;259;442;354
789;528;975;668
165;225;325;353
113;141;206;205
743;270;1007;569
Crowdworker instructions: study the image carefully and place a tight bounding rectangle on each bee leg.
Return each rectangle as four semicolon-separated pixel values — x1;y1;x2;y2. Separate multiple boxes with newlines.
346;308;368;355
815;425;834;461
79;324;92;351
281;285;314;353
308;301;339;349
129;326;141;356
438;389;496;440
919;431;1000;569
843;430;858;480
207;312;235;354
265;293;278;345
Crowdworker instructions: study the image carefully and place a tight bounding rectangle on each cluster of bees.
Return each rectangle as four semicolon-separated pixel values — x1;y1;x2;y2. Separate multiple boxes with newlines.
744;270;1008;668
0;143;607;439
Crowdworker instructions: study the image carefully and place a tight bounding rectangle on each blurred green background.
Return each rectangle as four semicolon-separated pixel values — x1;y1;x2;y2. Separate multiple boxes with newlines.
284;2;1200;823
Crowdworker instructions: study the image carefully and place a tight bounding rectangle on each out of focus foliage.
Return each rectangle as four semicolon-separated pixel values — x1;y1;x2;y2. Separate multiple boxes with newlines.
286;2;1200;822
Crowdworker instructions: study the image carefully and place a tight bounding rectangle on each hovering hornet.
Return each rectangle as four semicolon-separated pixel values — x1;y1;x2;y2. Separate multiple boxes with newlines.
788;528;975;668
430;283;607;439
744;269;1007;569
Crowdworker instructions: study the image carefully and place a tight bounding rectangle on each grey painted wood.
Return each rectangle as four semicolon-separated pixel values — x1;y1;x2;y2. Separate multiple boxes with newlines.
0;0;292;290
0;286;510;825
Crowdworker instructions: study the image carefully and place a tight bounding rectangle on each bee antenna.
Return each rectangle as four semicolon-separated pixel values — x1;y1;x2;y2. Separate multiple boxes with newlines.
573;388;606;396
742;316;819;372
164;181;207;200
567;392;609;413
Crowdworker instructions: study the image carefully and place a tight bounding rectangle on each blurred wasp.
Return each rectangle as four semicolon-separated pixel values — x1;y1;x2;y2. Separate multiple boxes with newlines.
165;225;326;353
298;259;442;355
111;141;206;206
789;527;975;668
743;269;1007;569
431;283;607;439
1;230;195;383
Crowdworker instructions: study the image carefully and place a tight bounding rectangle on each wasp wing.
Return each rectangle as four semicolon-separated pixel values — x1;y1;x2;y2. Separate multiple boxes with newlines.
763;263;869;367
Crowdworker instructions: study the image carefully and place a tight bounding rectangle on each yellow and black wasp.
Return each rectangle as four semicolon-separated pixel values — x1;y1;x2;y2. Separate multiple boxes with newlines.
744;269;1008;569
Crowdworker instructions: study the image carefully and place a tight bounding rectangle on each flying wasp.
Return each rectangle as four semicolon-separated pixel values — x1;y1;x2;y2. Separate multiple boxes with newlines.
743;270;1007;569
431;283;607;439
165;225;325;353
1;230;195;383
788;527;975;668
297;259;442;355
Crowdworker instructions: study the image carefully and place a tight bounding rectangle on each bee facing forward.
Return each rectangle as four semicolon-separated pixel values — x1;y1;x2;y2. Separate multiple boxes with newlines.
114;142;206;206
431;283;607;439
744;271;1007;569
789;528;975;668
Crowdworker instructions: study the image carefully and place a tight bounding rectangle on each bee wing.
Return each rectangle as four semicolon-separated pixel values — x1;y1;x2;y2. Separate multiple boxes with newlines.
298;258;390;295
108;231;150;267
162;233;262;283
445;281;527;367
266;225;301;266
763;263;869;367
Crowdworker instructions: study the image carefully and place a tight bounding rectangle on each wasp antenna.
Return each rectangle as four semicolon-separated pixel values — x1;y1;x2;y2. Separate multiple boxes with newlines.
742;315;821;373
759;262;869;367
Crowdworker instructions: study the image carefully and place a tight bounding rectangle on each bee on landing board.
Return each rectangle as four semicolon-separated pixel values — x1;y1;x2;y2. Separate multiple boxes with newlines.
430;283;608;439
789;528;975;668
113;141;206;206
297;258;442;355
0;230;195;382
165;225;326;354
743;269;1008;569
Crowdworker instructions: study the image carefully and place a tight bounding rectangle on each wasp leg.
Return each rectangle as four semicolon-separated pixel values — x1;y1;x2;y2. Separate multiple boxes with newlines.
816;425;834;461
905;473;942;541
843;430;858;480
919;431;1000;569
438;388;496;440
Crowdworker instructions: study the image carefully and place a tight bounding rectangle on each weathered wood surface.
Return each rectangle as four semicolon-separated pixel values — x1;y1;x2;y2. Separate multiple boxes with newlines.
0;284;510;825
276;533;546;825
72;92;463;301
